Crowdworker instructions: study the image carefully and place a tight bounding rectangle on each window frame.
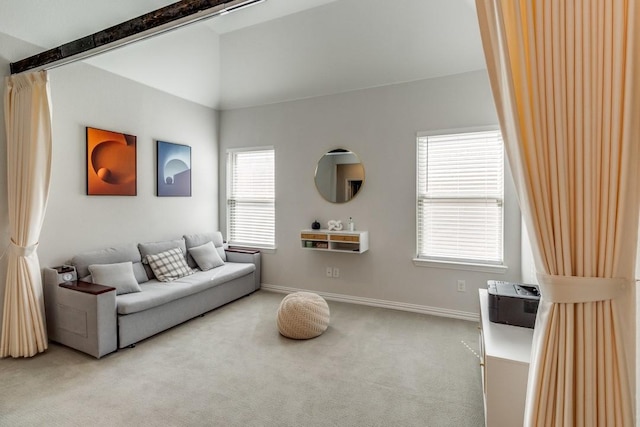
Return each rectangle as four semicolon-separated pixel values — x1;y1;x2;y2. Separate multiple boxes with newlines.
226;146;276;250
414;126;507;273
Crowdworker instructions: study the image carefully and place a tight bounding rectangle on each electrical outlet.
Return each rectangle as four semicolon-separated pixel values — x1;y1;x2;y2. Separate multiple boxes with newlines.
326;267;333;278
457;280;466;292
333;267;340;278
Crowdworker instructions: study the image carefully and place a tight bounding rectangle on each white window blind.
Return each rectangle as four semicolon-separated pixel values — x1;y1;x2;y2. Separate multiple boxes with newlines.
227;148;275;248
417;129;504;264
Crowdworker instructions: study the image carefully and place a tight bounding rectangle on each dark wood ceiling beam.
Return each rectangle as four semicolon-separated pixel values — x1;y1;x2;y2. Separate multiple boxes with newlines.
10;0;258;74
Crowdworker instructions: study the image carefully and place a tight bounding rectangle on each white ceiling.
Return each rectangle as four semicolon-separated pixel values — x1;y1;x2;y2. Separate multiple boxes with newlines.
0;0;486;110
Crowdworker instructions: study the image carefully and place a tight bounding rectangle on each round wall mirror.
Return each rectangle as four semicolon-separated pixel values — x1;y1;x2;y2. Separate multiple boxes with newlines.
314;149;365;203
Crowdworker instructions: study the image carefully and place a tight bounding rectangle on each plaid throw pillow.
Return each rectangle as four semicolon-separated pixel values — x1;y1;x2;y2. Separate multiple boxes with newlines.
146;247;194;282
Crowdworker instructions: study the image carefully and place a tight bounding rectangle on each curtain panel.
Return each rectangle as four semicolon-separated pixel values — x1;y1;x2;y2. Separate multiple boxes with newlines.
1;71;53;358
476;0;640;425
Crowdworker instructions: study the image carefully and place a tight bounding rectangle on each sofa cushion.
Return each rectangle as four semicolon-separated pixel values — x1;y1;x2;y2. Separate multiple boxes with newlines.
71;244;149;284
189;241;224;271
89;262;141;295
184;232;226;267
146;247;194;282
184;262;255;294
131;263;149;283
138;238;187;279
116;262;255;315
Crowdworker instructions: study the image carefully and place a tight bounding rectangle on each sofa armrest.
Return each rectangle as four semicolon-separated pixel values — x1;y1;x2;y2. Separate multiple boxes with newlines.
225;248;261;290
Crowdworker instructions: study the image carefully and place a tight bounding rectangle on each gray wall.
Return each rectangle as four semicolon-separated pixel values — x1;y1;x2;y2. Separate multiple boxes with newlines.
0;34;219;332
40;62;220;268
219;70;523;316
0;35;518;328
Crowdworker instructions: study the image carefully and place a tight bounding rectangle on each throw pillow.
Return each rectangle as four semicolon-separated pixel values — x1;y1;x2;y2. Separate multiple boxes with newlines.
71;244;142;280
189;241;224;271
88;262;142;295
138;238;188;279
146;247;194;282
184;232;226;266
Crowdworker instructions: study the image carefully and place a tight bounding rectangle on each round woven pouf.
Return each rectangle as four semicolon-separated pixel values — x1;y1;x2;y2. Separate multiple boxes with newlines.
277;292;330;339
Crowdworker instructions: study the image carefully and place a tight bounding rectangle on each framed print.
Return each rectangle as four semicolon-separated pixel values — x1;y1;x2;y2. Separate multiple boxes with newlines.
86;127;137;196
156;140;192;197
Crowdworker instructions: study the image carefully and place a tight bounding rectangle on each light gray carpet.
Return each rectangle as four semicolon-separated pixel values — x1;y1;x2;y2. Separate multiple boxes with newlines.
0;290;484;426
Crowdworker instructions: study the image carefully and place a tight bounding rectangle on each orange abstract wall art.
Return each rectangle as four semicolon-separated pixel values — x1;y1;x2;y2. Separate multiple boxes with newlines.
86;127;137;196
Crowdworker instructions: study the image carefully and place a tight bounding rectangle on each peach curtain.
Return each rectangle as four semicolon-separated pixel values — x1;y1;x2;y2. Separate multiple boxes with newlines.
476;0;640;425
1;71;52;358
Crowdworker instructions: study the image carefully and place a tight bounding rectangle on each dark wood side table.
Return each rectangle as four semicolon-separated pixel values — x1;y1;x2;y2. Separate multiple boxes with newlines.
60;280;116;295
226;248;261;254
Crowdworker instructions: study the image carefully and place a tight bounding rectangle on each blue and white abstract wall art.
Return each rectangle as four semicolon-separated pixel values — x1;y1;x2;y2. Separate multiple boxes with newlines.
157;140;192;197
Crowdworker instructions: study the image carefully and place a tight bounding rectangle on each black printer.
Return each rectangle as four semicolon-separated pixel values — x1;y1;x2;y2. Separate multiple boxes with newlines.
487;280;540;328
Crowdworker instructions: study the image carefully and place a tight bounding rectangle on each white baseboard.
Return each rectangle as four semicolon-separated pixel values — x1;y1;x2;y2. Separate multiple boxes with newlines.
260;283;479;322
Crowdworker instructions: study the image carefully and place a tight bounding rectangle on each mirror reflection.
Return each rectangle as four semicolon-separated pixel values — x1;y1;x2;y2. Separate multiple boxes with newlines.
315;149;365;203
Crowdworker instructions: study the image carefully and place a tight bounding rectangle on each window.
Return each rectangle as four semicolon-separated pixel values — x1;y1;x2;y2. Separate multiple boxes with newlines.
417;129;504;265
227;147;275;249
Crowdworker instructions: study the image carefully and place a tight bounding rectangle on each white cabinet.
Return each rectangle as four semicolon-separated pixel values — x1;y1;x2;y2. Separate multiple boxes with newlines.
479;289;533;427
300;230;368;253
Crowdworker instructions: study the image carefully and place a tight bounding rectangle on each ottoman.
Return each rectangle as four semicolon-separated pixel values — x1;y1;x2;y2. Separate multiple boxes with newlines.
277;292;330;339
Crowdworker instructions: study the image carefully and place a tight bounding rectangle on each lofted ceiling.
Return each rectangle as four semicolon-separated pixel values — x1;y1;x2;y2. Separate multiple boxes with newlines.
0;0;486;110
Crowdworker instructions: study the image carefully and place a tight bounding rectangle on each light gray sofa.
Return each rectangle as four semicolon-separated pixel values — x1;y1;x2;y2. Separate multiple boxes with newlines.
43;232;260;358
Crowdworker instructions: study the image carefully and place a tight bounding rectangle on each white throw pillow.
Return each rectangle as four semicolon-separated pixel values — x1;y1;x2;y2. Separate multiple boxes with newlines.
146;247;194;282
189;241;225;271
88;261;141;295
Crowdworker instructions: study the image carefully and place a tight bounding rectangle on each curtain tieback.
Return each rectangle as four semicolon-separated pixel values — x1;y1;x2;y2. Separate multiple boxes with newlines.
9;239;39;257
536;273;628;303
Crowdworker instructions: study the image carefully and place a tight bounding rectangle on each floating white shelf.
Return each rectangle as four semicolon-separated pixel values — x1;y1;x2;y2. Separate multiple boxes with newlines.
300;229;368;253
